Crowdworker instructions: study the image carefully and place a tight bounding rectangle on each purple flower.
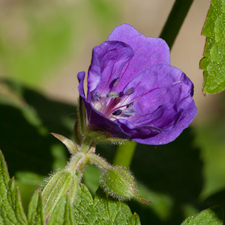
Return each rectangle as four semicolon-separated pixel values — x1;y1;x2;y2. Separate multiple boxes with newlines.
77;24;197;145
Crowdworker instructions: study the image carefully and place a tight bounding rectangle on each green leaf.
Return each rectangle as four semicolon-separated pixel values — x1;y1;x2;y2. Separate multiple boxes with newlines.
0;150;10;200
129;213;141;225
48;195;74;225
201;0;225;94
0;79;76;176
73;184;98;224
73;184;141;225
28;189;45;225
0;150;27;224
181;206;224;225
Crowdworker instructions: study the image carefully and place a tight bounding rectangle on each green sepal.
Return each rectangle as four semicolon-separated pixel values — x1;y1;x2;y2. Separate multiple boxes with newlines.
48;195;74;225
51;132;79;154
78;95;87;135
100;166;135;200
181;205;224;225
100;166;150;204
73;120;83;146
86;129;128;144
28;189;45;225
42;169;78;218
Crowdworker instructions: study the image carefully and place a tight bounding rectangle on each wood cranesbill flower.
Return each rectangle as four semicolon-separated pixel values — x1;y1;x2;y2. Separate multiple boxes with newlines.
77;24;197;145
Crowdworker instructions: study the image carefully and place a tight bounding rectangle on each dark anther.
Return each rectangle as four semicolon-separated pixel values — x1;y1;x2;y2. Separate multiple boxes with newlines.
112;109;122;116
125;87;134;95
107;92;120;98
93;92;101;101
113;77;120;87
127;102;134;108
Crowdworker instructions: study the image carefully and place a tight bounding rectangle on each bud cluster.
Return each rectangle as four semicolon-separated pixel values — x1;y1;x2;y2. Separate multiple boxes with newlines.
100;166;150;204
42;100;150;219
42;169;78;218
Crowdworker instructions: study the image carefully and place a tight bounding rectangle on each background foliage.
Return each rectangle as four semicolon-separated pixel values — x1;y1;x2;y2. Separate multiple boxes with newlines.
1;0;225;224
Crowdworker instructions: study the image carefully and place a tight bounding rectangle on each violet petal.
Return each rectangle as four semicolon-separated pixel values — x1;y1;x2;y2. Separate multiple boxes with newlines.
108;24;170;91
87;41;134;101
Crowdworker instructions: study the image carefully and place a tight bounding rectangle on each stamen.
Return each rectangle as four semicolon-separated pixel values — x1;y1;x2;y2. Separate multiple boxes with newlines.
107;92;120;98
125;87;134;96
112;109;122;116
115;97;121;104
113;77;120;87
123;108;136;116
103;97;121;116
127;102;134;108
93;92;101;101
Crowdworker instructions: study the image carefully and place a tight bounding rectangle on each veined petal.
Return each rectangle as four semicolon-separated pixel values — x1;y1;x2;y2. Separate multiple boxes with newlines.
117;101;196;145
120;65;194;116
122;65;193;100
77;72;130;139
132;104;183;130
134;101;196;145
87;41;134;101
108;24;170;91
77;24;197;145
131;104;196;145
116;119;162;139
84;99;131;139
77;71;86;98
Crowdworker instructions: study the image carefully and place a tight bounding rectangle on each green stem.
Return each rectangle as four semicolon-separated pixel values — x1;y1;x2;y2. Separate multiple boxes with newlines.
65;152;86;173
88;153;110;170
113;0;194;167
81;136;94;153
65;136;95;176
113;141;136;167
159;0;194;49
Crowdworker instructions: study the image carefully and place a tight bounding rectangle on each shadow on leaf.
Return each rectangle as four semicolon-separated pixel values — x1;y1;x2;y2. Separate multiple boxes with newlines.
0;78;77;176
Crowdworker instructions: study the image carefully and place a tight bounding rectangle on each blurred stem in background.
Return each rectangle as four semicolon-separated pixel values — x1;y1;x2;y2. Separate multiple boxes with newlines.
113;0;194;167
113;141;136;167
160;0;194;49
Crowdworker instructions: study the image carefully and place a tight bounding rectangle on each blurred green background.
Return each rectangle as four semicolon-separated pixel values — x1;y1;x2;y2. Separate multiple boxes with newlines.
1;0;225;224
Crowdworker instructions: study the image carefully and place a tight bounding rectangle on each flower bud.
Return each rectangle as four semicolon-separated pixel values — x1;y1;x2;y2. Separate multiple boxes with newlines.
42;169;78;217
100;166;150;204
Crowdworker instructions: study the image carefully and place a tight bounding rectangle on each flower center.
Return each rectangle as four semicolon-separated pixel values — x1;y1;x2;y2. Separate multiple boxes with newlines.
92;87;136;120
